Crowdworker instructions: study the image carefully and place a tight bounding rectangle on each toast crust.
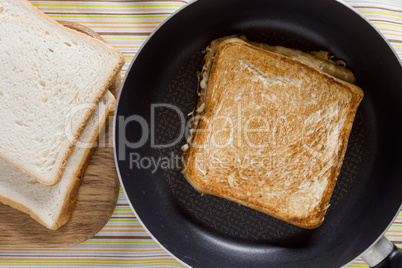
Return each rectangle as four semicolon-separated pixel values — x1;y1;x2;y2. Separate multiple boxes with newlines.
182;37;363;229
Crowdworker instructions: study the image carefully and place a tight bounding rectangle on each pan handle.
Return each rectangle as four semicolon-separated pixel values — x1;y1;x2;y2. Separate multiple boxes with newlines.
361;236;402;268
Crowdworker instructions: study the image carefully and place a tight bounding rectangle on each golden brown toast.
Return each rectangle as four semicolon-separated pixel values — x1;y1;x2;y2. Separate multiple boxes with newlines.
181;37;363;229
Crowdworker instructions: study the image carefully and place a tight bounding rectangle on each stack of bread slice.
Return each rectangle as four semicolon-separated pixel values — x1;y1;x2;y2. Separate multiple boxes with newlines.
0;0;125;229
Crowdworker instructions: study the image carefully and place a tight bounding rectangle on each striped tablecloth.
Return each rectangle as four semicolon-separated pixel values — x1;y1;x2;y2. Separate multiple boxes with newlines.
1;0;401;267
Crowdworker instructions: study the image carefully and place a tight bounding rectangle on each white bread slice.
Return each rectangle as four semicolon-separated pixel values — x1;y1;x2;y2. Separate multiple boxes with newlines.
0;0;124;185
0;91;115;230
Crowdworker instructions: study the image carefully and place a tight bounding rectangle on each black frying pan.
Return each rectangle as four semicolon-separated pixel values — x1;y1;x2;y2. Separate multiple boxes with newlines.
114;0;402;267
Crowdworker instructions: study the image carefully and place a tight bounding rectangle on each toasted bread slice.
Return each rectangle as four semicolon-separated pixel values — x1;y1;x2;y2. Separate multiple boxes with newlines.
181;37;363;229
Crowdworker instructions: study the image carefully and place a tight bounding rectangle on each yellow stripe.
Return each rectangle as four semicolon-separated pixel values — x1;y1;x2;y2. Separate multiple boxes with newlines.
33;3;184;8
360;10;402;19
37;9;179;14
47;14;170;19
372;21;402;27
113;46;141;49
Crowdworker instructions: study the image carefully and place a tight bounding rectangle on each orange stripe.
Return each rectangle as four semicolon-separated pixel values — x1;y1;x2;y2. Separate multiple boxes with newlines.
385;234;402;237
89;25;157;29
378;27;402;35
102;225;145;228
98;230;147;233
76;21;160;24
114;46;141;48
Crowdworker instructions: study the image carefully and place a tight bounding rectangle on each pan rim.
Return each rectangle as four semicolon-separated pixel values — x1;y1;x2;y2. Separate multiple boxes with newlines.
113;1;196;267
113;0;402;267
330;1;402;265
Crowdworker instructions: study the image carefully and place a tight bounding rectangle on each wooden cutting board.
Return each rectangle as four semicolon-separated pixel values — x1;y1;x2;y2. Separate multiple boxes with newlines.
0;22;121;248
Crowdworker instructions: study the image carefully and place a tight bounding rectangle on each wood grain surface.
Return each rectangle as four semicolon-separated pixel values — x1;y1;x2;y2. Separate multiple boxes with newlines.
0;21;120;248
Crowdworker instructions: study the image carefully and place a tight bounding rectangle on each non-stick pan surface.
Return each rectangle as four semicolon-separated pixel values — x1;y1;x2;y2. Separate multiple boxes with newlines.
114;0;402;267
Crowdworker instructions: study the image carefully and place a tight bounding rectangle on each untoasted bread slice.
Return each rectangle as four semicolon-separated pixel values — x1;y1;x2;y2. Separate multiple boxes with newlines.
0;0;124;185
0;91;115;230
181;37;363;229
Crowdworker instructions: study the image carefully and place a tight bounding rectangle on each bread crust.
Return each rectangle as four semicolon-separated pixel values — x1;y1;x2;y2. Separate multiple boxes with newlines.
54;97;115;230
0;196;50;229
0;93;115;230
0;17;119;230
0;0;125;186
182;37;363;229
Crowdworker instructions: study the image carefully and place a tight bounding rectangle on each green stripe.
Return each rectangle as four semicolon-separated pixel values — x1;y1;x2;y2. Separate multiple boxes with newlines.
113;208;134;212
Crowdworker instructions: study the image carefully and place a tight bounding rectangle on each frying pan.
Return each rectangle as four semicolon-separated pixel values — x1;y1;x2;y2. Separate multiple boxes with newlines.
114;0;402;267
